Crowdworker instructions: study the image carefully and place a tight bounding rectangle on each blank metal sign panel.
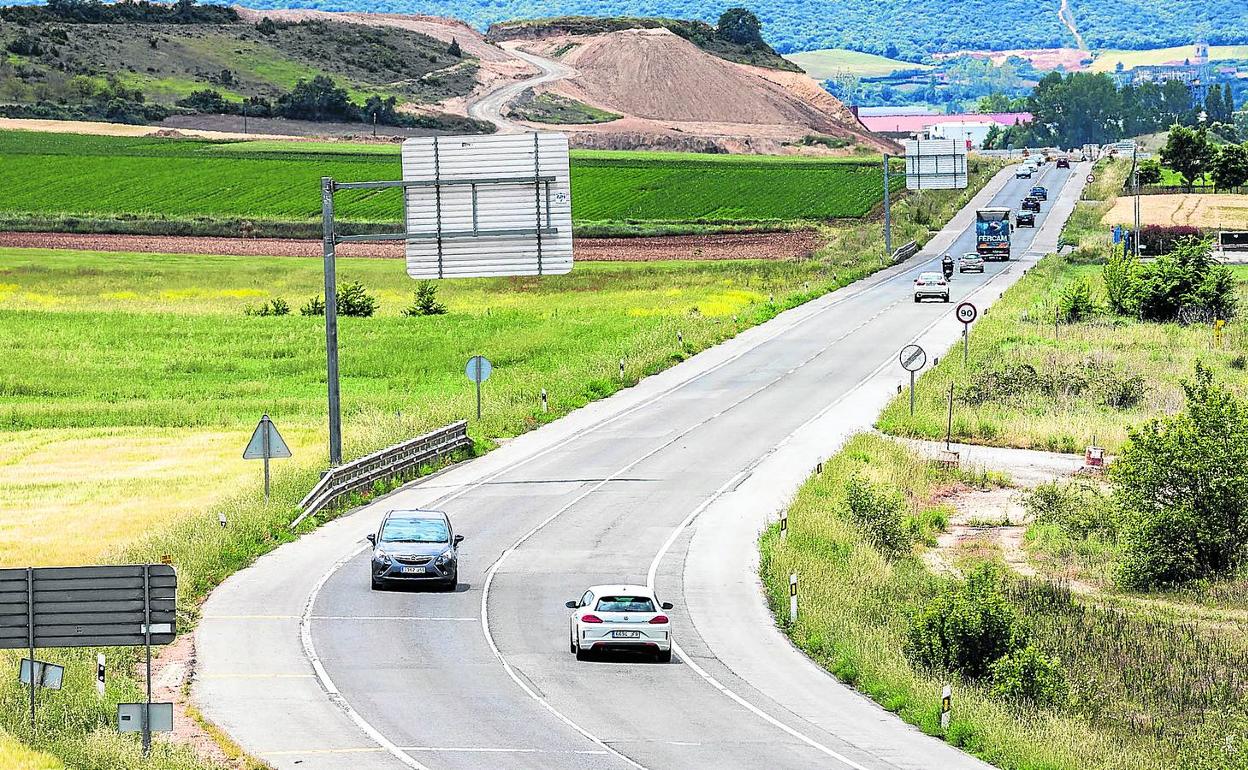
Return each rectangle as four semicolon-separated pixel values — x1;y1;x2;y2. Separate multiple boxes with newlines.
401;132;573;279
0;565;177;649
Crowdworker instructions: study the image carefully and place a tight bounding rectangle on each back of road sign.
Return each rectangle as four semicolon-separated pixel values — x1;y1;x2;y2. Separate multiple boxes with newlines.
244;417;291;460
401;133;573;279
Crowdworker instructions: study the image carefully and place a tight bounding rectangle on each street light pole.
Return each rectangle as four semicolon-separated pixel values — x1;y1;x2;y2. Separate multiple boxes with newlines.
1132;145;1141;258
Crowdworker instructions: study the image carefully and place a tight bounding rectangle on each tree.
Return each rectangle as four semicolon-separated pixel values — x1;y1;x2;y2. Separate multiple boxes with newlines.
1028;71;1122;146
257;16;277;35
716;7;763;46
1211;142;1248;190
1136;159;1162;185
403;281;447;316
276;75;357;122
1112;364;1248;590
1161;79;1193;125
447;37;462;58
1159;124;1215;189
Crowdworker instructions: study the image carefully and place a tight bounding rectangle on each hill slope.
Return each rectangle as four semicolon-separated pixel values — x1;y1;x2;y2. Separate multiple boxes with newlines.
207;0;1248;58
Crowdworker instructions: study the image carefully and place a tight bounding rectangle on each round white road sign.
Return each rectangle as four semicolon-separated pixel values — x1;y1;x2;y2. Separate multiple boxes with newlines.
956;302;978;325
899;344;926;372
1087;173;1095;183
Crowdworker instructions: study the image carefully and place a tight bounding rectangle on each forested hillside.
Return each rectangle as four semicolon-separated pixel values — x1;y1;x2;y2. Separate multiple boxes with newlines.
170;0;1248;58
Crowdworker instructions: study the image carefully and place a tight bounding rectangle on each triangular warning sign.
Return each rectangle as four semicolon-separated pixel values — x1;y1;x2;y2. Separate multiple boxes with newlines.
243;416;292;460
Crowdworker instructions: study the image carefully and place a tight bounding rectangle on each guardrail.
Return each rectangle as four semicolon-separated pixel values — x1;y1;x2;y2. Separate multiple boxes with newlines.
290;421;473;529
891;240;919;262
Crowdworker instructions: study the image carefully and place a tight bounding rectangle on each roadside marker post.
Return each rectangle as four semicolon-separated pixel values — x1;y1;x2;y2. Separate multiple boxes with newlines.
945;383;955;451
243;414;292;502
620;358;626;381
466;356;493;420
899;344;927;416
541;388;548;413
941;684;952;730
789;573;798;624
96;653;106;697
780;512;787;539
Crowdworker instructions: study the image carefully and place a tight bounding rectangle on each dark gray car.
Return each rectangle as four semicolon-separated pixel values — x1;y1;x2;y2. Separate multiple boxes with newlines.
368;509;463;590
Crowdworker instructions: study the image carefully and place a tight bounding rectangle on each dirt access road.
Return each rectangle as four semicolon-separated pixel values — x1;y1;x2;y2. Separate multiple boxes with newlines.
468;43;575;132
0;231;823;262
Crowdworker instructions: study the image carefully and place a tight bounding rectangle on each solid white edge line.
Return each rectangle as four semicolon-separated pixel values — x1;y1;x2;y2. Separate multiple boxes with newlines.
300;542;434;770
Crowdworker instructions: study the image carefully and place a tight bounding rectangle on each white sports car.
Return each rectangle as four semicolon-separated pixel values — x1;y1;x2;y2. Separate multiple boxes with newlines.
566;584;673;662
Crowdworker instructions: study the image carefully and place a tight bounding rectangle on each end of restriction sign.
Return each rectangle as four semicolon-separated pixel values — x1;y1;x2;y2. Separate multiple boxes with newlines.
899;344;926;372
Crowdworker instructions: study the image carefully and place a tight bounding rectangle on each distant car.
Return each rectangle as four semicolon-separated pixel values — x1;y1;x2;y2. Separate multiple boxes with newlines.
567;585;673;662
1016;210;1036;227
1030;186;1048;201
914;271;949;303
1015;165;1034;179
368;509;463;590
1022;196;1041;212
958;253;985;273
1056;157;1071;168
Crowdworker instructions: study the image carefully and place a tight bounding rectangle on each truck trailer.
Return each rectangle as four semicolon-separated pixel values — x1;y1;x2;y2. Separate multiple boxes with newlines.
975;207;1012;260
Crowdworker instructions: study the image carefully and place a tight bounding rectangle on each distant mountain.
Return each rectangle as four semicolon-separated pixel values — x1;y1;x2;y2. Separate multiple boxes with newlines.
166;0;1248;59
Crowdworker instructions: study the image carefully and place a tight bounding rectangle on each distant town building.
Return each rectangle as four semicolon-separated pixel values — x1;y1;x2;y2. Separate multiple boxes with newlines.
1110;43;1215;102
859;112;1032;144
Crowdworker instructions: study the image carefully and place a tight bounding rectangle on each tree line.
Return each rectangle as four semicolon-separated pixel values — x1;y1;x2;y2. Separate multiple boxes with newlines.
982;72;1239;149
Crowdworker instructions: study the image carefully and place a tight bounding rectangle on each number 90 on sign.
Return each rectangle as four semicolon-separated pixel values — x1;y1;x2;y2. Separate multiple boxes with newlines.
955;302;978;325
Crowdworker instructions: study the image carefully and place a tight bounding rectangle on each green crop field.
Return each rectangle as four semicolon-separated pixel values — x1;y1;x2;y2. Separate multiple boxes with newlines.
0;130;898;236
785;48;930;79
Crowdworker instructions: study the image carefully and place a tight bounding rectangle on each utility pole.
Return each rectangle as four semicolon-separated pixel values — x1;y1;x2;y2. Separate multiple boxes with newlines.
883;153;893;262
321;177;343;466
1132;144;1141;258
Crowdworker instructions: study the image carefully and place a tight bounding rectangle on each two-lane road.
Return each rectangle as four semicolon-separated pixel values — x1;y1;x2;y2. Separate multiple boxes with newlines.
196;160;1083;770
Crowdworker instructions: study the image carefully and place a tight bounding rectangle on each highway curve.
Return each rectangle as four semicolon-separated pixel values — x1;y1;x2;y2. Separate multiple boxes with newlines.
196;160;1086;770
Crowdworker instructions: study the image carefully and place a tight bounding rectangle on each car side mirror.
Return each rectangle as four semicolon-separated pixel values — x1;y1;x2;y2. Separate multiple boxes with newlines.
661;602;673;610
454;534;464;545
565;600;578;609
366;533;376;545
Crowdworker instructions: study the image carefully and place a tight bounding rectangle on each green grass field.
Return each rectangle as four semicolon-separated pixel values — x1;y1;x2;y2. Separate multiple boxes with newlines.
785;48;929;79
0;131;901;236
1089;45;1248;73
761;432;1247;770
876;255;1248;452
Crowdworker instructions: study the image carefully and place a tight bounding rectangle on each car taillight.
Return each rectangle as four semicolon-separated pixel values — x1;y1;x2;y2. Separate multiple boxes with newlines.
649;615;669;624
916;280;925;285
581;614;603;623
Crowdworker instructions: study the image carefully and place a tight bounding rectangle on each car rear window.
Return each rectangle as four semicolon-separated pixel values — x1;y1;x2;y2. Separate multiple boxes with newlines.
595;596;656;613
919;272;942;281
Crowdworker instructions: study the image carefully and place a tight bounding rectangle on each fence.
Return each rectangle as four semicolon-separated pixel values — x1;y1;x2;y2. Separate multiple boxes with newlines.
892;240;920;262
290;421;473;529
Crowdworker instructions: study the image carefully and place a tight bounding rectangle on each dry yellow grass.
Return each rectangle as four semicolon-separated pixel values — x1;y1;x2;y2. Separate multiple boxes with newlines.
1103;193;1248;229
0;117;287;141
0;425;319;567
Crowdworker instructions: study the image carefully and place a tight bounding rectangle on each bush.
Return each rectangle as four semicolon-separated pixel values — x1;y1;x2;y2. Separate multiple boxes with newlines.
336;280;378;317
402;281;447;317
300;295;324;316
1103;249;1137;314
1059;277;1098;322
1139;224;1203;256
6;33;45;56
844;474;911;559
1023;480;1114;540
905;564;1025;679
1112;364;1248;590
244;297;290;316
257;16;277;35
989;645;1068;707
1133;237;1237;322
176;88;232;113
1136;159;1162;186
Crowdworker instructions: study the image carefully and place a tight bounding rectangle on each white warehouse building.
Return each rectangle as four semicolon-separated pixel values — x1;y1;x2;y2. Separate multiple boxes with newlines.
926;120;1000;149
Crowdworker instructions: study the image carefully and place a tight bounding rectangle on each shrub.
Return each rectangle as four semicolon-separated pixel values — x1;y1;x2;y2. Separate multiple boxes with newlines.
1133;237;1237;322
1136;159;1162;186
1059;277;1098;322
300;295;324;316
1102;249;1137;314
176;88;232;113
989;644;1068;707
257;16;277;35
447;37;462;57
844;474;911;559
1139;224;1203;257
244;297;290;316
402;281;447;317
905;564;1025;679
1112;364;1248;590
6;33;45;56
336;280;378;317
1023;480;1114;540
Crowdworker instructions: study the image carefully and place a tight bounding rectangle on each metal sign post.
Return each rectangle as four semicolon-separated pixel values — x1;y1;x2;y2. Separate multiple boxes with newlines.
883;153;892;262
142;564;152;755
899;344;927;416
321;177;343;467
243;414;292;500
465;356;493;420
945;383;955;450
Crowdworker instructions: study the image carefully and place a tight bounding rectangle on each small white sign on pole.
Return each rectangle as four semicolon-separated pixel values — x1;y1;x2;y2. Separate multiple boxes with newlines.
401;132;574;279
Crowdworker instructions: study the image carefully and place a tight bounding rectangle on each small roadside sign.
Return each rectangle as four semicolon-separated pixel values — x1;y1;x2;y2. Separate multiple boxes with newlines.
466;355;493;420
899;344;926;372
955;302;978;325
20;659;63;690
244;414;291;500
1087;173;1095;183
118;702;173;734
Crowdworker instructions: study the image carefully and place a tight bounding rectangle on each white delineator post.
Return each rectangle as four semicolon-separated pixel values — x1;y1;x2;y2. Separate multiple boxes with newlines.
941;684;952;730
789;573;798;624
96;653;105;697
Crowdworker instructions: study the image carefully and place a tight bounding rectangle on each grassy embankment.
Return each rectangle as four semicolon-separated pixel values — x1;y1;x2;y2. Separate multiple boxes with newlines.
0;131;904;238
0;151;998;769
761;433;1248;770
507;89;622;125
878;157;1248;452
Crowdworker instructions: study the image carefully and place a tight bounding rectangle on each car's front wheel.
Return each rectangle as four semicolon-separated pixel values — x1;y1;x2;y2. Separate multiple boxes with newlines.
370;576;384;591
943;294;950;302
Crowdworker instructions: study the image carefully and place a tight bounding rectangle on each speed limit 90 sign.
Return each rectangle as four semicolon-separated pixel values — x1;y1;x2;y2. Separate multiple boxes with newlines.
956;302;978;324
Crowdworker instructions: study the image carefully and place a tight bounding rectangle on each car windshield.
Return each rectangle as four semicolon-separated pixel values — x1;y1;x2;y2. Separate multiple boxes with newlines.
595;596;656;613
919;272;942;281
962;254;979;259
380;517;449;543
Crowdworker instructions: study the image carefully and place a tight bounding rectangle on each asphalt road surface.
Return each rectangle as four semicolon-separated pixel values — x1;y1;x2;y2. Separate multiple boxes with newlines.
196;160;1084;770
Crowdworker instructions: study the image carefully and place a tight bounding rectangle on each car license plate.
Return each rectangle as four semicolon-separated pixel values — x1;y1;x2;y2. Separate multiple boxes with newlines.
401;566;425;574
612;630;640;639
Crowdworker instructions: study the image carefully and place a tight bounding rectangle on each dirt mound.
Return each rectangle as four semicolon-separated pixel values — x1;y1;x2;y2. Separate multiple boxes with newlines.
525;28;893;153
